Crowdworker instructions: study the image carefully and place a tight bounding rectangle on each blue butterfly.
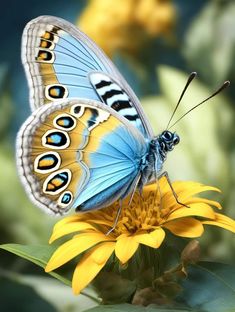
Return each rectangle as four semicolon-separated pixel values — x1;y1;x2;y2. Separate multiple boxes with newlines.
17;16;180;216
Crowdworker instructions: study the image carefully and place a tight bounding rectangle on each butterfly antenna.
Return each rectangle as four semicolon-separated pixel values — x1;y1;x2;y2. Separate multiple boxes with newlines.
166;72;197;130
168;80;230;129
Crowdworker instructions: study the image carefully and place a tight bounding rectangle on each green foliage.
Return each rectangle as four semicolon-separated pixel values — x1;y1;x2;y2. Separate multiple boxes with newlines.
0;272;98;312
93;271;136;304
0;244;70;286
184;0;235;87
178;262;235;312
2;243;235;311
0;65;13;138
0;275;56;312
84;304;192;312
0;244;99;311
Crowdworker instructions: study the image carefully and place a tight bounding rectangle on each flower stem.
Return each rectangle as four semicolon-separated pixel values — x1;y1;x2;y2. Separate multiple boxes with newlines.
80;290;101;304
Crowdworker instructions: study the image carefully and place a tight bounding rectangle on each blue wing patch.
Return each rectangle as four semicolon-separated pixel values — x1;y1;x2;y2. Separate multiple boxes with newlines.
75;125;147;210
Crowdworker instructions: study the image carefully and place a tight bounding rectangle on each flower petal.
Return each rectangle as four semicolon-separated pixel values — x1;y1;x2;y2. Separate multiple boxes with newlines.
46;232;113;272
187;197;222;210
172;181;221;198
202;213;235;233
142;180;221;212
135;227;165;248
83;219;113;227
163;217;204;237
72;242;115;295
115;235;139;264
49;222;98;243
159;180;220;204
53;215;81;230
165;203;216;222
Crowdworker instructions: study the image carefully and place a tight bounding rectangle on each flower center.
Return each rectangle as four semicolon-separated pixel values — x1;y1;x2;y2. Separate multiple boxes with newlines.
113;190;165;235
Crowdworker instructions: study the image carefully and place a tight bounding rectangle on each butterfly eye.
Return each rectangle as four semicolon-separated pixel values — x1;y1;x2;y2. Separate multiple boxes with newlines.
162;131;172;141
173;135;180;145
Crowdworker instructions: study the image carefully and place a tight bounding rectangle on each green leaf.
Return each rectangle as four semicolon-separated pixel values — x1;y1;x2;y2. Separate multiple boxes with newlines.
0;275;56;312
9;273;99;312
0;243;71;286
178;261;235;312
0;243;55;266
183;1;235;86
84;303;192;312
93;271;136;304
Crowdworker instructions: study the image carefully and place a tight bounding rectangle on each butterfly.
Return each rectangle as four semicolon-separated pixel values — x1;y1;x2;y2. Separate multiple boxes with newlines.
16;15;181;216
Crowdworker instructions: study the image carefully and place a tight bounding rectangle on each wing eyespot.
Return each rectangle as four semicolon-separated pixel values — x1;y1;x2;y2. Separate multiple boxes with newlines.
43;169;72;195
36;49;55;63
42;129;70;149
58;191;73;208
53;113;76;131
45;84;69;101
34;151;61;173
39;39;55;50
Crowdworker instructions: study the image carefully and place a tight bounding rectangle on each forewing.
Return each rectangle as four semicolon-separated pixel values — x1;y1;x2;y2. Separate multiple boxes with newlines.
16;98;148;214
22;15;153;138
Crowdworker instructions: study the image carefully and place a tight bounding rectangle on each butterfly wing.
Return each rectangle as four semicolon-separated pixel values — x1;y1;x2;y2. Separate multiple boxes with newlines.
22;15;154;138
16;98;148;214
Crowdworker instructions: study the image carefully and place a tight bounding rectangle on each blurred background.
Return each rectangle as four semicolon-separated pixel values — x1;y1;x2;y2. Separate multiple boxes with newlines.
0;0;235;310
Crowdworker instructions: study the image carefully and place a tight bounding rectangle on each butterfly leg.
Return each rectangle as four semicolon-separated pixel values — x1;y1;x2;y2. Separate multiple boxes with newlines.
128;174;142;206
106;200;123;236
106;174;142;235
159;171;189;208
156;177;164;211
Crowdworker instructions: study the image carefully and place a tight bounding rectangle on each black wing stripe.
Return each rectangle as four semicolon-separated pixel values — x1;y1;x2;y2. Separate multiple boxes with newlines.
111;100;132;111
89;72;143;128
95;80;112;89
101;89;123;102
123;114;139;121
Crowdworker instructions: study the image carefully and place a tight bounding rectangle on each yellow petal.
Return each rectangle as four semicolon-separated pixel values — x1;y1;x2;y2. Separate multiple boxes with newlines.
202;213;235;233
72;242;115;295
186;197;222;210
134;227;165;248
150;227;166;246
142;180;220;209
84;218;113;227
53;215;81;230
49;221;98;243
161;196;222;213
163;217;204;237
46;232;112;272
172;181;220;199
166;203;216;222
115;235;139;264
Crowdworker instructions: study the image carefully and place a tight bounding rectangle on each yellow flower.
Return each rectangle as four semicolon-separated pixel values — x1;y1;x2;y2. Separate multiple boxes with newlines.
78;0;176;56
135;0;176;36
45;178;235;295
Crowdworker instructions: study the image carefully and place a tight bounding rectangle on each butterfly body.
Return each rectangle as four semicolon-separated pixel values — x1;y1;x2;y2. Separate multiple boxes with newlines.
17;16;179;215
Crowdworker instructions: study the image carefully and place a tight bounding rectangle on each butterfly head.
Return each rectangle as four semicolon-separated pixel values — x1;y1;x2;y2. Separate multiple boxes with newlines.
159;130;180;152
152;130;180;163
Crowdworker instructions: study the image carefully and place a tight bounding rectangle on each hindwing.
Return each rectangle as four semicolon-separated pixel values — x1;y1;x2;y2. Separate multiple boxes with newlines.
17;98;148;214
